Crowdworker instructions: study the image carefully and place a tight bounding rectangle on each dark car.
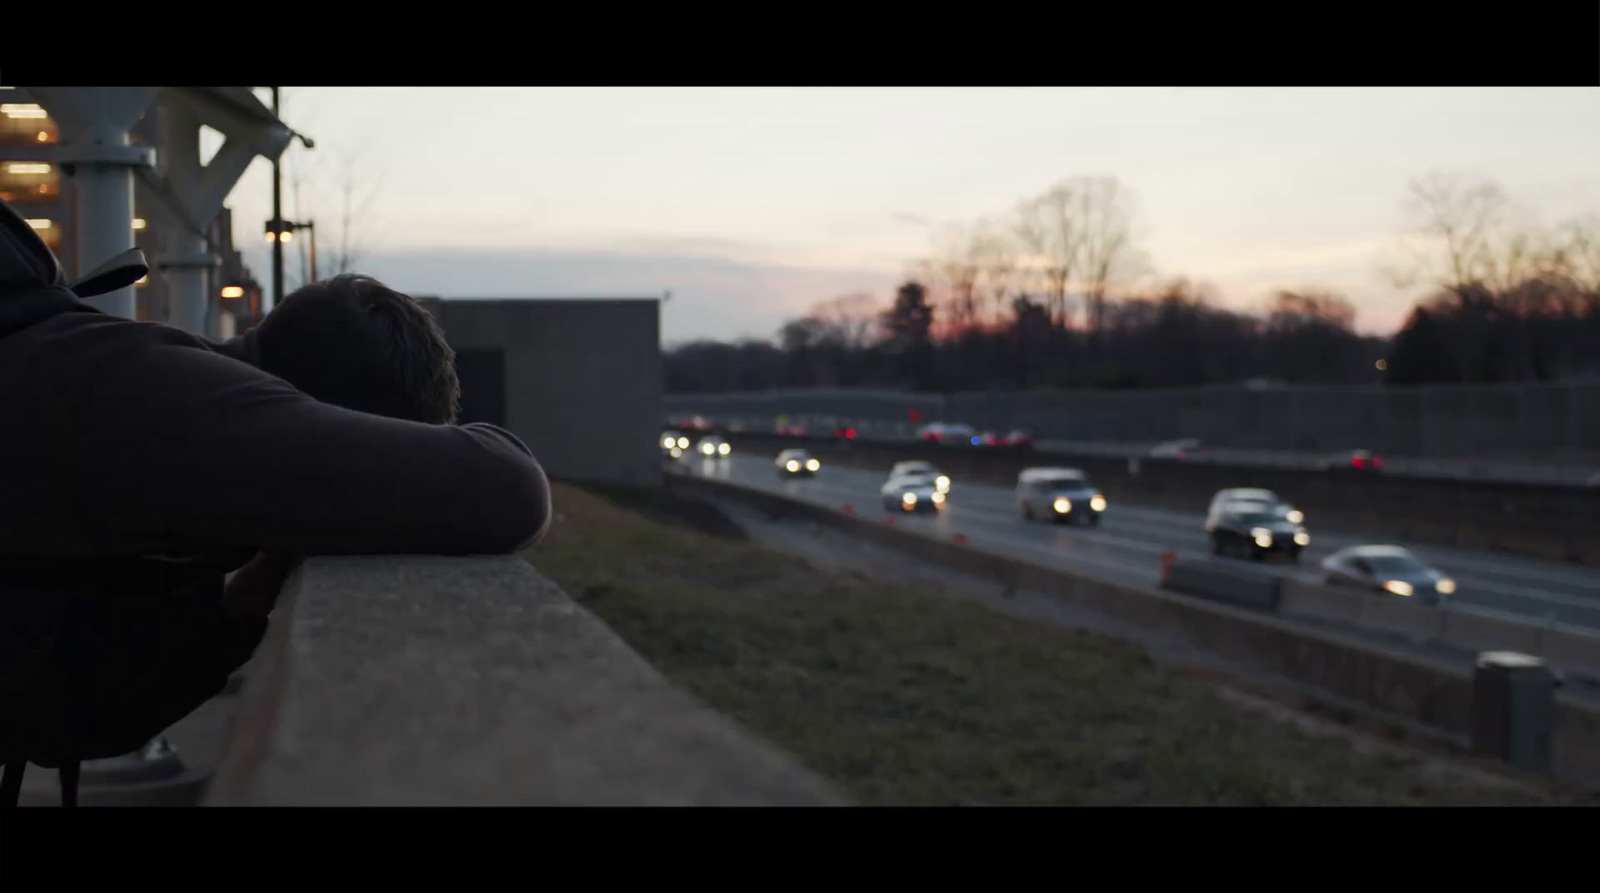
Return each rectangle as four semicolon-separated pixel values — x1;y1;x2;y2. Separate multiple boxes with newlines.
1321;545;1456;604
1205;498;1309;562
776;448;821;477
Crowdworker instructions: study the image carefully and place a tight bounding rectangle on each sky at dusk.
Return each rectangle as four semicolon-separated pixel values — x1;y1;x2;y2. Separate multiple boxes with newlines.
217;87;1600;345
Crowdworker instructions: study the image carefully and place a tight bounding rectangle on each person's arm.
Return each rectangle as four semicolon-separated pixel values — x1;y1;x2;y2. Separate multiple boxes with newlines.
69;330;552;557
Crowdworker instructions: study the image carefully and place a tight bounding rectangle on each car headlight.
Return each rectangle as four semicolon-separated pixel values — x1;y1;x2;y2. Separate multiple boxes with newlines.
786;460;800;472
1251;527;1272;548
1293;531;1310;546
935;475;950;492
902;492;917;506
1053;497;1071;513
1436;578;1456;595
1383;580;1414;597
677;437;689;449
931;491;945;505
718;442;730;455
670;448;681;458
1286;509;1304;524
806;459;820;471
661;435;675;448
701;443;714;455
1090;495;1106;512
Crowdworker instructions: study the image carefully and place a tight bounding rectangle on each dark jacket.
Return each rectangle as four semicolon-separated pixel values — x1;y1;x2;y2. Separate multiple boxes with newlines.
0;196;552;773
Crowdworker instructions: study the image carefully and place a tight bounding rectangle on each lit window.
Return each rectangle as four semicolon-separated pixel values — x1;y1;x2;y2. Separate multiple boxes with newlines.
5;162;51;174
220;286;244;299
133;218;147;230
24;218;51;229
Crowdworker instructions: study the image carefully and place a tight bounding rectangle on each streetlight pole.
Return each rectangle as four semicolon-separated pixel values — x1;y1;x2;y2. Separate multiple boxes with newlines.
270;86;284;313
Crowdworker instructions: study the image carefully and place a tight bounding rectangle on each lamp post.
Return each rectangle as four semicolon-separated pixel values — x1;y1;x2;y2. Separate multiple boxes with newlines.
264;218;316;293
265;86;314;312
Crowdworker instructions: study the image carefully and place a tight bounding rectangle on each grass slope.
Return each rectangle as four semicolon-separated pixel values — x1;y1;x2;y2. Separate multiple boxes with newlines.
527;482;1573;806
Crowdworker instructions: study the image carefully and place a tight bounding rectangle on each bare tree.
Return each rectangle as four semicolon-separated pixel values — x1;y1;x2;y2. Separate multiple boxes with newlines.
1383;173;1515;294
325;143;387;276
810;292;880;349
1549;215;1600;292
969;218;1017;327
1072;176;1150;335
1013;183;1085;327
926;222;985;333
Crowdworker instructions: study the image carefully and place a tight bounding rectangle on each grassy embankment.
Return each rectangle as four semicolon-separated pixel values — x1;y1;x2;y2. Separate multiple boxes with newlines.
527;481;1579;806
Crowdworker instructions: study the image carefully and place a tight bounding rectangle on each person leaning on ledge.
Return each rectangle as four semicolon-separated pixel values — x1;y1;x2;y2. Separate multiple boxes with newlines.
0;195;550;804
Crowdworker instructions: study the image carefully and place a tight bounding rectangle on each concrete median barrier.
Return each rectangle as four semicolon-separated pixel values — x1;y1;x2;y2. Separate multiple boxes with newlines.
1279;579;1365;624
1356;592;1447;643
1438;604;1548;656
1160;559;1282;611
669;472;1600;787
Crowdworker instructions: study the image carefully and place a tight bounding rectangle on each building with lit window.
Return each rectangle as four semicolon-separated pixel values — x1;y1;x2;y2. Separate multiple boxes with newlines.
0;91;262;334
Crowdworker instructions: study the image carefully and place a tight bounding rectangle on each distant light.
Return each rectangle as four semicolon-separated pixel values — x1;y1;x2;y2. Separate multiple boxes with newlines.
970;436;981;445
1053;497;1071;513
36;131;48;142
280;230;293;243
264;231;277;243
24;218;50;229
786;459;800;472
132;218;146;230
221;286;245;299
717;442;730;456
6;162;51;174
1375;358;1388;371
1;103;48;119
135;275;149;286
805;458;820;471
902;492;917;505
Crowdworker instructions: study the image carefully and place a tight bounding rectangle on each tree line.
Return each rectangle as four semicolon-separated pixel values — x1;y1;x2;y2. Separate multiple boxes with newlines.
665;174;1600;394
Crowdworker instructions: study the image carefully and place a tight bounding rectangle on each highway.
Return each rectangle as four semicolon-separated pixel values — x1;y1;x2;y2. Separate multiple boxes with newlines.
677;450;1600;630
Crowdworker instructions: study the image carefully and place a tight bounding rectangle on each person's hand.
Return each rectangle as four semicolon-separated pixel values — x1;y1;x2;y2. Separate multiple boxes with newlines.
220;551;304;619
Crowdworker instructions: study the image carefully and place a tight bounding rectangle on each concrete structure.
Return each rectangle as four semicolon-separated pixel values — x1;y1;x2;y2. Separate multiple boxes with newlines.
664;382;1600;460
2;89;270;335
206;555;845;806
419;298;663;487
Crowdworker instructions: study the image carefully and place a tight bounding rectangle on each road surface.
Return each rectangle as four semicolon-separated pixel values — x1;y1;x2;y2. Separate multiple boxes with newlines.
677;452;1600;630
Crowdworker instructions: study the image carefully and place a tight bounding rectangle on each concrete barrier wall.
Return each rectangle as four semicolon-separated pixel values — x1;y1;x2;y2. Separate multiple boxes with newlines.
206;555;845;806
721;432;1600;565
664;382;1600;458
672;472;1600;786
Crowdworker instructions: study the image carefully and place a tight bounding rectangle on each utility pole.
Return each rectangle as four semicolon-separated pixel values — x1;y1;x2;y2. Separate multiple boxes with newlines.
270;86;284;312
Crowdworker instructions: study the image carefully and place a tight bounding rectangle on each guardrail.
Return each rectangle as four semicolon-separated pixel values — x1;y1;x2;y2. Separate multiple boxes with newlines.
202;555;845;806
721;431;1600;566
670;470;1600;787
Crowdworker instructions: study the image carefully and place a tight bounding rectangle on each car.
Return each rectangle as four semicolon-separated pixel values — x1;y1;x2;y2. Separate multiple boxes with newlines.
1016;467;1107;525
1150;438;1207;460
1206;488;1305;525
881;471;947;513
1205;498;1309;562
1322;449;1384;472
695;435;731;458
660;430;691;459
890;461;950;494
776;448;821;477
918;422;978;444
1321;545;1456;604
1003;430;1035;449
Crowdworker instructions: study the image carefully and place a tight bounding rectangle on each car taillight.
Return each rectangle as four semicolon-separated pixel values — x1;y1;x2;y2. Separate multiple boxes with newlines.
845;427;857;439
1372;456;1383;469
1352;456;1364;468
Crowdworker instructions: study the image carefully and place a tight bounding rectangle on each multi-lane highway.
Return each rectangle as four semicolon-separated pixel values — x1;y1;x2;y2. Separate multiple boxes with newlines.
677;451;1600;630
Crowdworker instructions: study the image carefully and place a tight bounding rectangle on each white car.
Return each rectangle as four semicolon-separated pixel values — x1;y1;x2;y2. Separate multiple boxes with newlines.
1206;488;1303;526
881;472;947;513
1321;545;1456;605
1016;467;1106;525
776;448;821;477
890;461;950;494
696;435;731;458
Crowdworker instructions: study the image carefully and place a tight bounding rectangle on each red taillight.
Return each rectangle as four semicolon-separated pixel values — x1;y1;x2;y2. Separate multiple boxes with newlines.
1353;456;1365;468
1372;456;1383;469
845;427;857;439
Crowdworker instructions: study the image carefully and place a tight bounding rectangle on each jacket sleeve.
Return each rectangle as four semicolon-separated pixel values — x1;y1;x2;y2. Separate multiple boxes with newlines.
69;333;552;557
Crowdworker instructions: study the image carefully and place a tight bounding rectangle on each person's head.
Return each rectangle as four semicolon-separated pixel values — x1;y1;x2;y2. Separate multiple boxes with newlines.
252;274;460;424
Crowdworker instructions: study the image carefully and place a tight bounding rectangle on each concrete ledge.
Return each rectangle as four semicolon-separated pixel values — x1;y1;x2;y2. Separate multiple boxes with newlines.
205;555;845;806
671;472;1600;786
1161;559;1281;610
